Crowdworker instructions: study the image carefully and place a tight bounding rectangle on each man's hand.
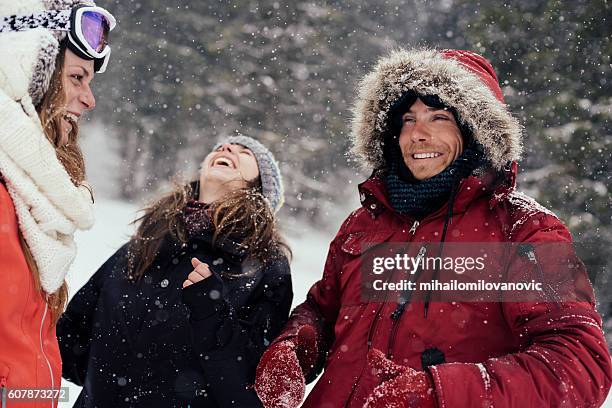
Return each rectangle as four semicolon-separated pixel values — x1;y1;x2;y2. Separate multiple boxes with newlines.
364;348;437;408
255;325;318;408
182;257;212;288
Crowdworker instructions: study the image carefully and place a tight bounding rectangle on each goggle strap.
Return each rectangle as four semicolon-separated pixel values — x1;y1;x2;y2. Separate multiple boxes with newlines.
66;33;93;60
95;49;110;73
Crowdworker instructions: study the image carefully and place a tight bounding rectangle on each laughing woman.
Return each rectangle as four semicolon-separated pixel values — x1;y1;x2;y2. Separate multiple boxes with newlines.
57;135;293;407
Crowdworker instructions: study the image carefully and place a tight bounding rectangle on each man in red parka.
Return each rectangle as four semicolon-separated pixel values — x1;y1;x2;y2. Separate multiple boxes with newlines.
255;48;612;408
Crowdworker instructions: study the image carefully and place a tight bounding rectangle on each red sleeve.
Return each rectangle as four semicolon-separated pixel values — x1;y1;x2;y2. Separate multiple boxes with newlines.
428;215;612;407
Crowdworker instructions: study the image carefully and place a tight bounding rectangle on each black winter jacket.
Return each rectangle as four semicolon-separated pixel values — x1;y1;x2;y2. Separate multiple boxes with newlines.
57;231;292;408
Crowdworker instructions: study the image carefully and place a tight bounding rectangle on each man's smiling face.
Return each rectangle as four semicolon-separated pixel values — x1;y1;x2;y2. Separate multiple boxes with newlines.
398;98;464;180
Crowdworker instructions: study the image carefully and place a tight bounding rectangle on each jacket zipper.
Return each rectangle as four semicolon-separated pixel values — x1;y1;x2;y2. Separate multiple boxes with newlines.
386;191;459;356
346;268;396;405
387;244;427;358
347;179;467;404
40;303;56;408
366;301;386;349
1;375;7;408
366;224;422;348
344;220;422;407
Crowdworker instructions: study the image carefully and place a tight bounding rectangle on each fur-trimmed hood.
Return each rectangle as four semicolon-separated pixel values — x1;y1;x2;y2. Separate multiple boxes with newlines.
350;48;523;170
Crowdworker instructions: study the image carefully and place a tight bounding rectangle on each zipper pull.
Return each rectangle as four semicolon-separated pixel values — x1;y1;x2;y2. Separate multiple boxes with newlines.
1;379;6;408
416;245;427;262
391;306;404;320
518;244;536;262
409;220;420;235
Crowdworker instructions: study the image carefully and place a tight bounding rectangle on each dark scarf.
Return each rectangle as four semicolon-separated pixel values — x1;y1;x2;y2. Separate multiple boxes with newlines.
179;199;249;262
181;199;213;240
384;141;487;219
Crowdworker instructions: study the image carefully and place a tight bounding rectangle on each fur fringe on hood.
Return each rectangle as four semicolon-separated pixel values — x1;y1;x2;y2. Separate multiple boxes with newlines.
350;48;523;170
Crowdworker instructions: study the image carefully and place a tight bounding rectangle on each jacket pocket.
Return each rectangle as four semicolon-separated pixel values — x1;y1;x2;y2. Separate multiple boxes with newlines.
338;230;397;306
340;230;398;256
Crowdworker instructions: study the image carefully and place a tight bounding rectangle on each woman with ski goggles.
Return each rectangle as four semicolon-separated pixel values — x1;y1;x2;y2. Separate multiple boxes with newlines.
0;1;116;407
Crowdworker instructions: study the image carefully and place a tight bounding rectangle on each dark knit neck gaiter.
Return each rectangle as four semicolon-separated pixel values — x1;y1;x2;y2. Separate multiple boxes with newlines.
384;141;487;219
181;199;214;240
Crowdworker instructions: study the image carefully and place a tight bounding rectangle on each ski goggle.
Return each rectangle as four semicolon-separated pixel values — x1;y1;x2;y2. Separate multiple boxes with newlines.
0;5;116;73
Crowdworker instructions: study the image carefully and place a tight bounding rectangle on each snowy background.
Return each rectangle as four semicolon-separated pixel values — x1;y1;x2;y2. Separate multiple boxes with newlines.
58;0;611;405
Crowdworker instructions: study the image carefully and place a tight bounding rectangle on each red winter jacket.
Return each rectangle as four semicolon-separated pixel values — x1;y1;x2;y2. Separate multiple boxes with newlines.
0;182;62;408
275;165;612;408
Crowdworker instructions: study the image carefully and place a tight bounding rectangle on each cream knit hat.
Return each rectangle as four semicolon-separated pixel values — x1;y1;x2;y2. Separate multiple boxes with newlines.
0;0;96;109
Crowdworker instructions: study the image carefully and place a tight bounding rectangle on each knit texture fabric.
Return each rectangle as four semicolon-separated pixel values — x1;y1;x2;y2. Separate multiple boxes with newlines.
181;199;213;240
0;0;94;107
213;135;284;213
384;140;487;219
179;198;250;263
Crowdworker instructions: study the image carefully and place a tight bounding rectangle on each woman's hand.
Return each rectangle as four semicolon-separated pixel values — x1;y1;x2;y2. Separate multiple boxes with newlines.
182;257;212;288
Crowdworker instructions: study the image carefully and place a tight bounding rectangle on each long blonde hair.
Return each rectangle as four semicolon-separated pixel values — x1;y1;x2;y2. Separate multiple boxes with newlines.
18;45;89;325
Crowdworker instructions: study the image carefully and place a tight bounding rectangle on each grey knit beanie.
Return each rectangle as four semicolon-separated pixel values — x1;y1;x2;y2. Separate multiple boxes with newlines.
213;135;284;213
